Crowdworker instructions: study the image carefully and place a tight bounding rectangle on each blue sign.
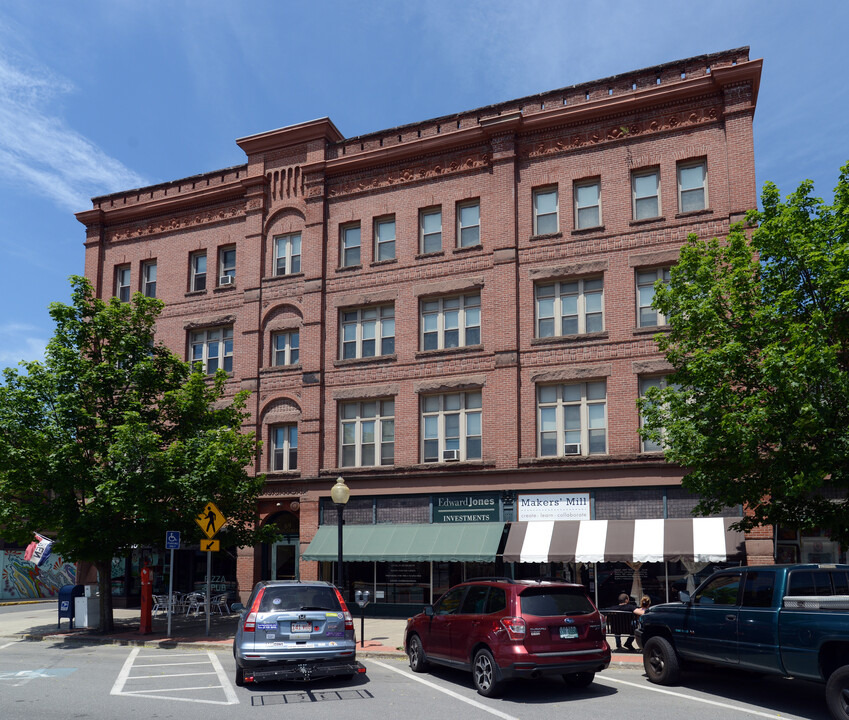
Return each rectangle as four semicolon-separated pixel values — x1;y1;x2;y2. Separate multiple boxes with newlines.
165;531;181;549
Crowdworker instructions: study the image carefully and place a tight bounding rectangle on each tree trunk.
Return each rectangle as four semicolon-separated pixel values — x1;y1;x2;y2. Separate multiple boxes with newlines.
95;560;114;634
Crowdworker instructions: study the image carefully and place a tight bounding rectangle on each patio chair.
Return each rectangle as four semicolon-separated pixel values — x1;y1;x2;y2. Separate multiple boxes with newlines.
211;593;230;615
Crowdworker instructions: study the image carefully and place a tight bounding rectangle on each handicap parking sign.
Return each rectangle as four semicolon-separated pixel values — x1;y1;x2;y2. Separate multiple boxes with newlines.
165;531;180;549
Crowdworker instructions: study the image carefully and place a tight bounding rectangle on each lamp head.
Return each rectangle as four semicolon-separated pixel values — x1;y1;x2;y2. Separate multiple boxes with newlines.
330;476;350;506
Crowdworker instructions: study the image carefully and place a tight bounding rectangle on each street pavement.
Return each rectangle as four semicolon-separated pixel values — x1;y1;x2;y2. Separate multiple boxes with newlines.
0;599;643;667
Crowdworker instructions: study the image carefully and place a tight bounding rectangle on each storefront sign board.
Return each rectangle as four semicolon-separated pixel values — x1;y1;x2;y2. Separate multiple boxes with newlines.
433;493;499;523
518;492;591;521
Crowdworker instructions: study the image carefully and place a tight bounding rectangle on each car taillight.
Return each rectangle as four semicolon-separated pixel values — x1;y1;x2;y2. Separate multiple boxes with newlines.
334;587;354;630
500;616;526;640
243;587;265;633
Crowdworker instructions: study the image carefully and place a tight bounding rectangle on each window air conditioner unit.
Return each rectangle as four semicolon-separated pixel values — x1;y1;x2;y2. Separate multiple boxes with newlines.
219;276;234;285
442;449;460;462
564;443;581;455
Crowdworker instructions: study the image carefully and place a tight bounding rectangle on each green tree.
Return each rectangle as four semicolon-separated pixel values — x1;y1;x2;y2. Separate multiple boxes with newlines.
0;277;278;632
639;163;849;545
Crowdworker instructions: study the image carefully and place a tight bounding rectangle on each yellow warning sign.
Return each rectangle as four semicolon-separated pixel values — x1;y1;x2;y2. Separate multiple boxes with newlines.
201;539;220;552
196;501;226;539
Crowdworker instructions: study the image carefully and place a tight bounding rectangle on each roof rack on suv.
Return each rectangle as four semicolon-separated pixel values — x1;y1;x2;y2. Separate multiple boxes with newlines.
464;576;517;584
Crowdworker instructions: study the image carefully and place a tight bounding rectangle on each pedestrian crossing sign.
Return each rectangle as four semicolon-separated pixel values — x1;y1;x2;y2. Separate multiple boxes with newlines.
196;501;226;539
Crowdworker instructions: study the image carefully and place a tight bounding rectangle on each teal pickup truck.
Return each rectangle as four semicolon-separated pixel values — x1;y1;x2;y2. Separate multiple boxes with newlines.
636;564;849;720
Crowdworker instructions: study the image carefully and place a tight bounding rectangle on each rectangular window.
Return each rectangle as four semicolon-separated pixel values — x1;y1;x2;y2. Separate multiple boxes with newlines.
190;327;233;373
632;169;660;220
639;376;677;452
533;187;559;235
341;223;361;267
116;266;131;302
422;391;482;463
421;294;480;350
219;247;236;285
272;331;299;366
637;267;671;327
535;278;603;337
678;160;707;213
457;201;480;247
375;217;396;262
574;180;601;229
142;261;157;298
340;399;395;467
274;233;301;276
190;252;207;292
272;424;298;471
537;381;607;457
420;208;442;253
341;305;395;359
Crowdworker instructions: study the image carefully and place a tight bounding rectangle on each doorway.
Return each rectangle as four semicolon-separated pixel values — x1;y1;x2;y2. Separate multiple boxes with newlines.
271;540;299;580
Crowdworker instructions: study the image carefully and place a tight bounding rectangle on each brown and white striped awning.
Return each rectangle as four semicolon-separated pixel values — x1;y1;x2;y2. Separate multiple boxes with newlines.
502;517;745;563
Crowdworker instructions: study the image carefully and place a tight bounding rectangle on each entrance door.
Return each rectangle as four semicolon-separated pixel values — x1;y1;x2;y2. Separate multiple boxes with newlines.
271;540;299;581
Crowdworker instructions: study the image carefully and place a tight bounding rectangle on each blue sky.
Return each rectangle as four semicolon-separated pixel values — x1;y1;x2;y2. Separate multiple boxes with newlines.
0;1;846;370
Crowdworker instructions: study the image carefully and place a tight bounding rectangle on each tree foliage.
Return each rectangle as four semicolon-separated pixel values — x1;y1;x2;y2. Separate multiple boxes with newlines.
0;277;278;631
639;163;849;544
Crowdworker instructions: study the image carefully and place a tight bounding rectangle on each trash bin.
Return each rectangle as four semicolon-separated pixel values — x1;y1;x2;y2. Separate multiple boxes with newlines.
58;585;85;629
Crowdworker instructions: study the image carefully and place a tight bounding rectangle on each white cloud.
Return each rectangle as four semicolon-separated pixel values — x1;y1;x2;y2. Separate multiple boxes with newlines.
0;323;47;367
0;52;147;211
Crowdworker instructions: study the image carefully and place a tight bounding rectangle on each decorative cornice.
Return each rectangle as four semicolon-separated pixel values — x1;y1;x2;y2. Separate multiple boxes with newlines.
236;118;344;155
107;203;244;242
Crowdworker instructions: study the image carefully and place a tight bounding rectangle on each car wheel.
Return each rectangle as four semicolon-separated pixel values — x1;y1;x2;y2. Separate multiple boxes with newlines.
408;635;429;673
643;636;681;685
826;665;849;720
563;671;595;688
472;648;503;698
235;666;245;687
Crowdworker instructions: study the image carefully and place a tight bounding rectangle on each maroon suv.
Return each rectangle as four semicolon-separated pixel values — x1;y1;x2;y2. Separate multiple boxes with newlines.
404;577;610;696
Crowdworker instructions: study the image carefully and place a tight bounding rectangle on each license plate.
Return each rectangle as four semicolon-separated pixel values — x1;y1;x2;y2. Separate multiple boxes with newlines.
559;626;578;639
291;621;311;632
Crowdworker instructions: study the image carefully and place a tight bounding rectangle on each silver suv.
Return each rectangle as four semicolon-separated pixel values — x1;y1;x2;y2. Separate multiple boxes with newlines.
232;580;365;686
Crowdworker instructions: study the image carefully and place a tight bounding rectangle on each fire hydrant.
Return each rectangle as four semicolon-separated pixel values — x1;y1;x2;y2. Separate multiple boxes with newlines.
139;560;153;634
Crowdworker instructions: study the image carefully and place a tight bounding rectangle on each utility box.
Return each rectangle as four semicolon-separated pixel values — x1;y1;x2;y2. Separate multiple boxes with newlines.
58;585;85;629
84;584;98;598
74;595;100;629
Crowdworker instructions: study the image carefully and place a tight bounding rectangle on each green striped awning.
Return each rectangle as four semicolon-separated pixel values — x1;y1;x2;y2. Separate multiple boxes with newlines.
301;522;506;562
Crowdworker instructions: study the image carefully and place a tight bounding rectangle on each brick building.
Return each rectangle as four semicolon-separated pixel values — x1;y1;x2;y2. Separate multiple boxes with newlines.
78;48;795;610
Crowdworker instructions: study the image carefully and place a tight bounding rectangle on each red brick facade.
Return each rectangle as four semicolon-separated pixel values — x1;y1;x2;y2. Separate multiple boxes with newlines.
77;48;771;597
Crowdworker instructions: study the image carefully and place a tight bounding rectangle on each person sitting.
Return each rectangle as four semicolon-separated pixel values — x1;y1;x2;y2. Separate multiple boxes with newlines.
634;595;651;616
602;592;637;651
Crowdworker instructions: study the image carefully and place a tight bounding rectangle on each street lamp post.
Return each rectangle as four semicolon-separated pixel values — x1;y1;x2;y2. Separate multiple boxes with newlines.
330;476;350;591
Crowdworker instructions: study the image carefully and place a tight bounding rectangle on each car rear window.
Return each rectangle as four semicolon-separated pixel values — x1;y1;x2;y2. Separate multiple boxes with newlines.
787;570;847;597
519;587;595;616
257;586;341;613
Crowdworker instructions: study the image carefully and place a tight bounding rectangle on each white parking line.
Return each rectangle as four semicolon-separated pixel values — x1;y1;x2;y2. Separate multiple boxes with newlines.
599;676;796;719
371;660;520;720
0;642;16;650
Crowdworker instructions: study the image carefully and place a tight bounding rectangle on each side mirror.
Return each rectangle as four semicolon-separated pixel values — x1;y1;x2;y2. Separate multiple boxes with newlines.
424;605;434;617
678;591;691;604
231;602;245;614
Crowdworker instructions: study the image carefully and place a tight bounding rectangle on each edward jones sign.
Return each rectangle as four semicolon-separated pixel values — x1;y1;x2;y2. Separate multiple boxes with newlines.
433;493;499;523
518;493;591;521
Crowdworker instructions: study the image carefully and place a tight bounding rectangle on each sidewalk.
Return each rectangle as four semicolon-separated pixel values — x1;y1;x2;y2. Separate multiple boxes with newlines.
0;601;642;667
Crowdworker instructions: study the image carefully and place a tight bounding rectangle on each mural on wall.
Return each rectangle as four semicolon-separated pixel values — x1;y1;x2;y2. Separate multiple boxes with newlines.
1;550;76;600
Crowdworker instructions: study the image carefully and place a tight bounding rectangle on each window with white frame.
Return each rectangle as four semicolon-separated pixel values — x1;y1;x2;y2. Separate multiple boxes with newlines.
190;327;233;373
272;331;299;366
678;160;707;212
457;201;480;247
274;233;301;276
636;267;671;327
632;169;660;220
422;391;482;463
341;223;361;267
421;294;480;350
533;186;559;235
375;217;396;262
420;208;442;253
639;376;676;452
271;424;298;471
574;180;601;229
341;305;395;359
536;278;603;337
537;381;607;457
116;266;131;302
340;399;395;467
219;247;236;285
142;261;157;298
190;252;207;292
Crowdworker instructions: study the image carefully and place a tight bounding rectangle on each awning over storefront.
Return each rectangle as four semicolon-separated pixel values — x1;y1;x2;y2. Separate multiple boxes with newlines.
502;517;745;563
302;522;506;562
